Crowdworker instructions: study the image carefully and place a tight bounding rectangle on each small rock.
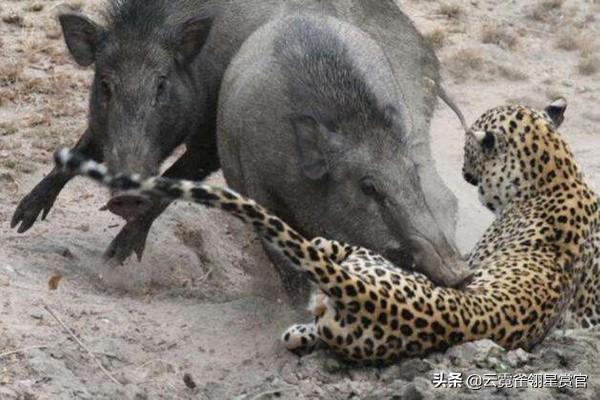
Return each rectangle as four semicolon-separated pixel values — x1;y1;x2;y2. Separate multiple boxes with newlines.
30;311;44;320
400;377;434;400
118;385;148;400
577;86;591;94
76;224;90;232
394;358;433;381
61;248;75;259
49;349;64;360
505;348;531;367
486;356;509;371
0;387;17;398
4;265;15;273
583;112;600;123
321;357;347;374
183;373;197;389
445;339;505;368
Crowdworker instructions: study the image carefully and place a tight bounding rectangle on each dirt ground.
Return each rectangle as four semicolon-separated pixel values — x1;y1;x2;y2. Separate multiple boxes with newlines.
1;0;600;399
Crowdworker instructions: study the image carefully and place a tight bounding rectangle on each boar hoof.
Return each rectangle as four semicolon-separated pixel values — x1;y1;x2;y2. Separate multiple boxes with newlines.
12;187;59;233
103;221;151;264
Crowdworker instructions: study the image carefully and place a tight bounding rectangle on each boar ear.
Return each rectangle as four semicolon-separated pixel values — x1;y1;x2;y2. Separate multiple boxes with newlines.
58;12;100;67
290;115;334;180
175;16;213;64
544;97;567;128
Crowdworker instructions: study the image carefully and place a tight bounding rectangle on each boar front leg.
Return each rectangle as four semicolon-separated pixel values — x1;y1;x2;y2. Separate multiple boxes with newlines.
104;142;220;263
11;129;101;233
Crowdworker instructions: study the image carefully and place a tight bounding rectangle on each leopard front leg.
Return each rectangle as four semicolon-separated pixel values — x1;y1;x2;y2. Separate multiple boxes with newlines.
310;237;355;263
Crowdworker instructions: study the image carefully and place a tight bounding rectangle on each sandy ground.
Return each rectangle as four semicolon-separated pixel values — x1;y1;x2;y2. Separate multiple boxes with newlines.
1;0;600;399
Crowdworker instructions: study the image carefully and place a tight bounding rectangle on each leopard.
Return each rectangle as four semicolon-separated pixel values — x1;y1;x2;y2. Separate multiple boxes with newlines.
463;98;600;330
53;99;599;363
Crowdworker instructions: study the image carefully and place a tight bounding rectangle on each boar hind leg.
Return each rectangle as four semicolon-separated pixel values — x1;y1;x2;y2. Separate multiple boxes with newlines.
255;193;315;303
11;129;101;233
104;140;220;263
261;238;315;305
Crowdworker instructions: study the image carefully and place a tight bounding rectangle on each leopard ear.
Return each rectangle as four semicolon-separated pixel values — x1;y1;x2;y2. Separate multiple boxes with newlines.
473;130;495;151
545;97;567;128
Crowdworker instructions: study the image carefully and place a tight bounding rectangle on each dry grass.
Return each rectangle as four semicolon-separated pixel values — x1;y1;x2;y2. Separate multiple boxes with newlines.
497;64;528;81
439;3;463;20
22;35;71;65
540;0;564;10
0;88;18;104
426;28;447;50
31;129;67;152
545;88;565;101
446;48;529;82
578;52;599;75
64;1;83;12
1;158;36;174
23;113;52;129
0;64;24;87
26;4;44;13
584;14;596;24
555;32;584;51
446;49;484;81
21;75;76;97
1;70;81;104
40;8;63;40
2;12;24;26
481;26;518;50
529;0;565;21
46;27;62;40
0;122;18;137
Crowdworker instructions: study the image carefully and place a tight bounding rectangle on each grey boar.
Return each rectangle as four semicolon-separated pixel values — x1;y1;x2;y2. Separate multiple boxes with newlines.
217;13;467;289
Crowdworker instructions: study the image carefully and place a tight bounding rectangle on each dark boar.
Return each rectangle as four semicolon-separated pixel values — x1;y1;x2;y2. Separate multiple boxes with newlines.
12;0;219;261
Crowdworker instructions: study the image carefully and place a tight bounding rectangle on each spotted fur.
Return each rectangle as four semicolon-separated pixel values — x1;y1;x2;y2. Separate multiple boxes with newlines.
463;99;600;331
54;107;599;363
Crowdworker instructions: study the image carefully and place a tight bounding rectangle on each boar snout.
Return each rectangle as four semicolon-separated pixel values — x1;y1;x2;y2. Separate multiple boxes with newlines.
382;248;415;270
106;193;152;221
409;234;472;288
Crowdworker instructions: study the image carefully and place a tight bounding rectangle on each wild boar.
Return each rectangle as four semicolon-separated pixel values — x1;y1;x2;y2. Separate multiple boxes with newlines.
217;12;467;290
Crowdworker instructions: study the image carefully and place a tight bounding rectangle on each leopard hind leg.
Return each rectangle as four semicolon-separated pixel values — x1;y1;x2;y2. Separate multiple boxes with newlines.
281;322;320;355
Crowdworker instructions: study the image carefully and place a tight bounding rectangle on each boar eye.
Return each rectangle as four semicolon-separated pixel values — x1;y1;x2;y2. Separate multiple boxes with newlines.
360;177;382;200
99;79;111;100
156;76;168;102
